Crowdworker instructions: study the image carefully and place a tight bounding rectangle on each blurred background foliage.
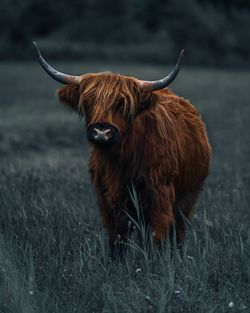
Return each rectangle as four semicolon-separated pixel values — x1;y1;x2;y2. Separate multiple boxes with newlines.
0;0;250;66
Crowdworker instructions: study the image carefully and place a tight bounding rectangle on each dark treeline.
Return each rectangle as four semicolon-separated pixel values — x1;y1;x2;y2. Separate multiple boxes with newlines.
1;0;250;66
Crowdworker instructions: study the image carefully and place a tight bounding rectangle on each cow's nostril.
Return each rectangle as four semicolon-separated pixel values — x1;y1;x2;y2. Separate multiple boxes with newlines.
104;129;112;138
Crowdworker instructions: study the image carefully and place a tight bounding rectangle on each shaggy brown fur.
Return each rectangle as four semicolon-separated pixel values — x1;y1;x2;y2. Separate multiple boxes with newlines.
57;72;211;253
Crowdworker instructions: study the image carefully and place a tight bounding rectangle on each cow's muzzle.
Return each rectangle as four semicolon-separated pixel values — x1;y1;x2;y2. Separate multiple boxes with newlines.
87;123;120;146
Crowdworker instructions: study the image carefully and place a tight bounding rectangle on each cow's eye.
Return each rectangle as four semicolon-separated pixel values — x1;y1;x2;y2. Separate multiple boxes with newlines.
85;103;91;114
117;101;124;113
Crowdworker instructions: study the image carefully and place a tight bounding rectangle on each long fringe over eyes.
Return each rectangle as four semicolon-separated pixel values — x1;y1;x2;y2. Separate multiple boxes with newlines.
78;73;142;122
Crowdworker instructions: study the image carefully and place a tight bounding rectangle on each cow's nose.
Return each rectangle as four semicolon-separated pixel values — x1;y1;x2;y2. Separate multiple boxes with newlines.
87;123;120;145
93;128;111;142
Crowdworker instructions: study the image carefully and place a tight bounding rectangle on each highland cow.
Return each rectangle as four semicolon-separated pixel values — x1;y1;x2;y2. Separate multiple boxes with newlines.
34;42;211;255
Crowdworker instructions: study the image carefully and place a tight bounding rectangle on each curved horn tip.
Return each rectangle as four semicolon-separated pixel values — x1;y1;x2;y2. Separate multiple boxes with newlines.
178;49;185;61
32;41;41;58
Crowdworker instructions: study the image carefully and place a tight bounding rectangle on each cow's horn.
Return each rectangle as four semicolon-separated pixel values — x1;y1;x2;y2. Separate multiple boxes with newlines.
139;50;184;91
33;41;81;85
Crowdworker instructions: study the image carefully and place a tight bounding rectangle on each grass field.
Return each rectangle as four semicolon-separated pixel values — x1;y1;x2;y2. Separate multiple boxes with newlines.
0;62;250;313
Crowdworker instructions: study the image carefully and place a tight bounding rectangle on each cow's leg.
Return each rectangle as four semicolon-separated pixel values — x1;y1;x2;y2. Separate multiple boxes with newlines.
90;165;126;258
98;199;127;259
98;194;130;259
150;184;175;242
172;191;199;245
91;180;119;257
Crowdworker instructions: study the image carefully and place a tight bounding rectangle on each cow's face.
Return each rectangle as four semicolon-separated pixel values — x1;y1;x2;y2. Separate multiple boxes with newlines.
57;73;155;147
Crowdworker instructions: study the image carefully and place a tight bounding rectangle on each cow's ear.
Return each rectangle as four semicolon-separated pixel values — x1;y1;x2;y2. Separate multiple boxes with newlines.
137;92;157;114
56;85;80;110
